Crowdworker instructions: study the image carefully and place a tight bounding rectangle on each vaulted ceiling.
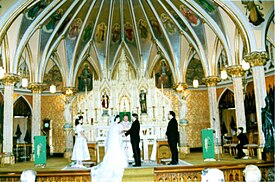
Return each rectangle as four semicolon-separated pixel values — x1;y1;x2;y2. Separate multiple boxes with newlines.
0;0;273;91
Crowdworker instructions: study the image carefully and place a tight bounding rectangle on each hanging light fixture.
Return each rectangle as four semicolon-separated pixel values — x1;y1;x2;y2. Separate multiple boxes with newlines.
0;66;5;79
241;60;250;71
21;77;28;88
220;66;228;80
50;84;56;94
193;79;199;88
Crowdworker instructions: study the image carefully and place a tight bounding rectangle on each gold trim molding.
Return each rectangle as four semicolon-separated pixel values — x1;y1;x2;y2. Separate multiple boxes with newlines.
203;76;220;87
243;51;268;67
226;65;244;78
28;82;47;93
62;87;76;96
2;73;20;86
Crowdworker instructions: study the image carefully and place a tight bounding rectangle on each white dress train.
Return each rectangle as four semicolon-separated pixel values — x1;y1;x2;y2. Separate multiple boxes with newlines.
91;122;128;182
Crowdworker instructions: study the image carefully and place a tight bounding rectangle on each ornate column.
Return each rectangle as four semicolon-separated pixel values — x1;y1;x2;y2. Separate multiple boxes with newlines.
62;87;76;159
2;74;20;164
175;83;190;155
204;76;222;144
244;51;268;160
28;83;46;153
226;65;247;132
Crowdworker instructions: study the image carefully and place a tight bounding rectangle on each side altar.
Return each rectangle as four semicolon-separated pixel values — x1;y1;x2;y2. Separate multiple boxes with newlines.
75;48;173;162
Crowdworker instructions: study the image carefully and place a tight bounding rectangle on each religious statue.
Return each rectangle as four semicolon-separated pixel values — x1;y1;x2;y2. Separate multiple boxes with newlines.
64;99;73;124
261;95;275;153
78;64;93;92
139;90;147;114
101;91;109;109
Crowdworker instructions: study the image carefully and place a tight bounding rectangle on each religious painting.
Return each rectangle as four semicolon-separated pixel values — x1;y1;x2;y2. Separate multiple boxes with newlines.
78;64;93;92
95;22;107;43
186;58;204;86
154;60;173;88
138;19;149;39
25;0;48;20
150;19;162;38
241;0;264;26
160;13;177;35
112;23;120;43
82;21;94;42
195;0;216;14
68;18;82;39
43;9;63;33
124;22;133;42
179;5;200;26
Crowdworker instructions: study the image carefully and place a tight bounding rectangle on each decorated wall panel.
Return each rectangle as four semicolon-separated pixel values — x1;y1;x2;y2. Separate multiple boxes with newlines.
41;95;66;153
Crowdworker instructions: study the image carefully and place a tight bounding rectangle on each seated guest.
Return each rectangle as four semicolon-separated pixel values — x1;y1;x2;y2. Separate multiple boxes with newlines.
20;169;37;182
201;168;225;182
235;127;248;159
243;165;261;182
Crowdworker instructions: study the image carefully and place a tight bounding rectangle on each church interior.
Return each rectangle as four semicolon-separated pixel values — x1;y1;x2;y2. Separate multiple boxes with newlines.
0;0;274;181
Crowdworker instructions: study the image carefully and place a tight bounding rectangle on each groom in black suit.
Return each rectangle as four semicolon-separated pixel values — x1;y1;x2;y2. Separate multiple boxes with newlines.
125;113;141;167
166;111;179;165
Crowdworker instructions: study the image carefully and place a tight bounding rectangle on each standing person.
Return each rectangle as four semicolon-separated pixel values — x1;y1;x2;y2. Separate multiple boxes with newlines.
71;116;90;168
125;113;141;167
121;114;133;161
235;127;248;159
166;111;179;165
91;115;128;182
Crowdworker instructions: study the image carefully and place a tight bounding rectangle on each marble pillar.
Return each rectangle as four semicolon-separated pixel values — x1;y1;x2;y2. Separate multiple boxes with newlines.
204;76;222;145
2;74;20;164
28;83;46;155
244;51;268;160
62;91;75;160
227;65;247;132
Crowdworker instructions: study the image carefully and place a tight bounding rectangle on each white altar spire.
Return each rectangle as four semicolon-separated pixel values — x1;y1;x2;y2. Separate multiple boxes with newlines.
118;47;129;82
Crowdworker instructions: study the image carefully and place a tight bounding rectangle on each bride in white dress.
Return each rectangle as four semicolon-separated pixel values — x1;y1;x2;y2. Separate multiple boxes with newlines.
91;115;128;182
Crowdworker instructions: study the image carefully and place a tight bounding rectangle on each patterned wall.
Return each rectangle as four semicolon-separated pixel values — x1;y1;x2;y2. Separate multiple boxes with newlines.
164;89;210;148
41;95;66;153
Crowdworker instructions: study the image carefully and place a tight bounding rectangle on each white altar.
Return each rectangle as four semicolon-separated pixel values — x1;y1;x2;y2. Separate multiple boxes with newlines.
77;48;172;162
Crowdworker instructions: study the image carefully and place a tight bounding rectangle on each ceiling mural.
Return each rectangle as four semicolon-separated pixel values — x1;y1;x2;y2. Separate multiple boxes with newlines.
0;0;273;92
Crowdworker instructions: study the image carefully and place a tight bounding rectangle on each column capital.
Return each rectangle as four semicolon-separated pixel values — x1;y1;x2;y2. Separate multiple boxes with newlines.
28;82;47;93
243;51;268;67
174;83;188;93
62;87;76;96
203;76;220;87
2;73;20;86
226;65;244;78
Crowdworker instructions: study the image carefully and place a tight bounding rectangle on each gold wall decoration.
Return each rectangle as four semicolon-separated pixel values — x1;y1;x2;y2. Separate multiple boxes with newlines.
41;95;66;153
186;90;210;147
164;89;210;148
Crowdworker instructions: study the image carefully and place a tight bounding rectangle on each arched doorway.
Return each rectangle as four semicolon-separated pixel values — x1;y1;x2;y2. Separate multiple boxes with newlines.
218;89;236;140
13;97;32;144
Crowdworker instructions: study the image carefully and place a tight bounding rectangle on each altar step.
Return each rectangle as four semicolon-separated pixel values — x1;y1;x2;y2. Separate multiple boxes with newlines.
122;167;154;182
